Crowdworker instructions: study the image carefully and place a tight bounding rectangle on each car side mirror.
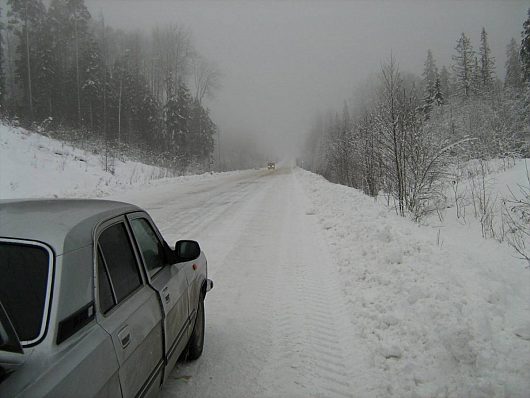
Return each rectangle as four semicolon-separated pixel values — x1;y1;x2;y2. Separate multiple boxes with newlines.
175;240;201;262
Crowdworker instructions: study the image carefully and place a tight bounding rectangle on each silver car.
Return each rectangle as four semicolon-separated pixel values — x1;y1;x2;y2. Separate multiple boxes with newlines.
0;199;213;398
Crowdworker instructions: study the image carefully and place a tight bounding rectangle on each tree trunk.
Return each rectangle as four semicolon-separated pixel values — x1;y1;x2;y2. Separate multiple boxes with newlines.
118;77;122;143
74;15;81;126
24;4;33;119
89;101;93;131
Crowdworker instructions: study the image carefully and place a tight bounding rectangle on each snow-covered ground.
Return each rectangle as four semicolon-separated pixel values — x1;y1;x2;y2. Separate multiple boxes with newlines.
0;123;241;198
2;125;530;397
425;158;530;257
297;169;530;397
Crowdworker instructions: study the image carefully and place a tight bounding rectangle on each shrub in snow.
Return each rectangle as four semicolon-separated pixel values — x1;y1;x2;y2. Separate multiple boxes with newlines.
503;160;530;265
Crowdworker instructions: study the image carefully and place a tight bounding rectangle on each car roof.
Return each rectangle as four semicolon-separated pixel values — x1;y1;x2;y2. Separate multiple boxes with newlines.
0;199;142;255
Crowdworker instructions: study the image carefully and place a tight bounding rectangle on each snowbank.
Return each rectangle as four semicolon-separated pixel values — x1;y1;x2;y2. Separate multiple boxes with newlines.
296;168;530;397
429;158;530;264
0;124;173;198
0;124;246;199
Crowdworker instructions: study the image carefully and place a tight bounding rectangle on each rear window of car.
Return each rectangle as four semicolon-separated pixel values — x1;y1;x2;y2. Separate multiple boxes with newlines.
0;241;52;345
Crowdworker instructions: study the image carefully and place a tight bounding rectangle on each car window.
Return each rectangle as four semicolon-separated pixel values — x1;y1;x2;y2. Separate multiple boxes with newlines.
130;218;166;277
98;222;142;303
0;242;50;343
97;250;115;314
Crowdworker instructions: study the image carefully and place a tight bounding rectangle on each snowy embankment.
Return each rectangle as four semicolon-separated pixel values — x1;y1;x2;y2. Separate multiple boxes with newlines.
0;123;172;198
297;168;530;397
0;123;244;199
431;158;530;264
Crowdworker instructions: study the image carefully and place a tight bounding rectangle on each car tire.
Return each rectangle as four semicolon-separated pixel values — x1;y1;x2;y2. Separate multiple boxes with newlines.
187;298;205;360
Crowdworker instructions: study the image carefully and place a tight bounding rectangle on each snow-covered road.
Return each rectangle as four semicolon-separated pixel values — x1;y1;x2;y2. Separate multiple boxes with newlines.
111;167;366;397
107;165;530;398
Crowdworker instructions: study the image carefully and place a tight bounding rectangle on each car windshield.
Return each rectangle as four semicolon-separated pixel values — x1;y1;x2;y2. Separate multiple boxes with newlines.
0;242;51;345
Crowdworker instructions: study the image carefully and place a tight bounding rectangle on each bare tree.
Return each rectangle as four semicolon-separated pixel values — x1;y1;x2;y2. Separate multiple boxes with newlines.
377;54;407;215
149;25;194;103
192;55;221;105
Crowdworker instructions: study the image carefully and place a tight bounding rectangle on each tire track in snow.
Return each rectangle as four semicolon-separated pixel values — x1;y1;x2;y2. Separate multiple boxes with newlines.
155;175;266;239
161;168;364;397
257;172;356;398
163;174;285;397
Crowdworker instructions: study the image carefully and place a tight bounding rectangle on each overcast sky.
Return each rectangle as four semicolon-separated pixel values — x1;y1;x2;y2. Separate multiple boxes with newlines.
86;0;528;158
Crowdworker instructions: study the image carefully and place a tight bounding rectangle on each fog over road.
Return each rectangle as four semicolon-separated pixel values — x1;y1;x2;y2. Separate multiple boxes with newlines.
110;166;366;398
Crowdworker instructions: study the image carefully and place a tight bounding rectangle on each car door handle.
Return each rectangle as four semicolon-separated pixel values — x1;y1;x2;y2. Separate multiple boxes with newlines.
118;326;131;349
162;286;170;303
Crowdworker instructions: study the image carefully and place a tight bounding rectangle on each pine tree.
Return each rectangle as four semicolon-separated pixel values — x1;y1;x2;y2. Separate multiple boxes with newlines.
135;92;160;148
80;37;105;131
433;77;444;105
164;95;177;146
471;56;482;96
32;17;55;119
174;81;192;156
439;65;450;99
47;0;70;121
46;0;92;126
118;40;159;147
422;49;438;94
111;51;132;143
7;0;47;120
505;37;523;90
479;27;496;91
522;8;530;82
0;7;5;109
189;99;215;162
64;0;91;126
164;73;183;155
341;100;350;133
421;49;438;116
452;33;475;98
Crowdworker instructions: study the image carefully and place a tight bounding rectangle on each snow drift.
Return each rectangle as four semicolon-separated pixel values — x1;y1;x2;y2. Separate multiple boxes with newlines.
296;168;530;397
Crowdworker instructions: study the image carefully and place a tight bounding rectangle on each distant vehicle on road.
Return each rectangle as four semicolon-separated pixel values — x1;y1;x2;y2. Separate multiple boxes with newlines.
267;162;276;170
0;199;213;398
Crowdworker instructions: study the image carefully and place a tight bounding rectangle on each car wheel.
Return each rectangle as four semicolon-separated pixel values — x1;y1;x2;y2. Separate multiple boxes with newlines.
187;298;205;360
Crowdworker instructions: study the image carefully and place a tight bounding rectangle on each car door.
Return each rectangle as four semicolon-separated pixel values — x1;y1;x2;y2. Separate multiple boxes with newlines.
127;213;191;374
95;217;164;398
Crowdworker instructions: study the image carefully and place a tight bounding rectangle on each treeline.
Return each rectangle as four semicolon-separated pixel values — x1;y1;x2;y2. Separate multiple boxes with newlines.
305;10;530;221
0;0;220;171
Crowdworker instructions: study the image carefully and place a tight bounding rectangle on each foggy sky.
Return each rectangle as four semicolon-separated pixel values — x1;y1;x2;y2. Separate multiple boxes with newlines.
86;0;528;159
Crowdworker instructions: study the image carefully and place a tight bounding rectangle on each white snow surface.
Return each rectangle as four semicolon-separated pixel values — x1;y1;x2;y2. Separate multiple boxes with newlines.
0;123;243;199
295;169;530;397
2;125;530;397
